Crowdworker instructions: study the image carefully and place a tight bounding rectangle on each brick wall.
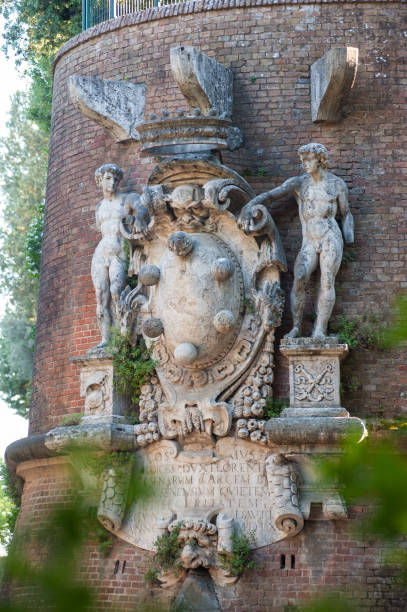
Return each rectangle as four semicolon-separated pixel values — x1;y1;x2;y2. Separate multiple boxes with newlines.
22;2;407;608
14;457;406;610
30;0;407;434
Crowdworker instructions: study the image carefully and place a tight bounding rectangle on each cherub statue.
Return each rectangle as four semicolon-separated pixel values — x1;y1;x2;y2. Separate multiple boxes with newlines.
238;143;354;338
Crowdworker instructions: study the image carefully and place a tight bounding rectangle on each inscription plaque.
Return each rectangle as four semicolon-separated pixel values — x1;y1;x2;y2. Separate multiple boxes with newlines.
118;438;281;550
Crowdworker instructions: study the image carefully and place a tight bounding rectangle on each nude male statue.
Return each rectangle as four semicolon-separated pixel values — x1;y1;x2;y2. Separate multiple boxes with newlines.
238;143;354;339
91;164;127;349
91;164;150;349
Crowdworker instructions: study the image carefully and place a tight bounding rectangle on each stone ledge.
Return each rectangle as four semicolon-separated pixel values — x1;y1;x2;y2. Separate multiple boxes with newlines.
266;415;367;445
53;0;405;70
280;337;348;358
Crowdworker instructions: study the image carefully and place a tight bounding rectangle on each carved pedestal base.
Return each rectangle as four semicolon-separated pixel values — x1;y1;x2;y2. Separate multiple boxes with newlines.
280;337;348;417
72;353;130;423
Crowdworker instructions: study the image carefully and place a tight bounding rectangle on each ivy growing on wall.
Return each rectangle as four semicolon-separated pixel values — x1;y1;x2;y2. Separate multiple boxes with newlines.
106;329;156;406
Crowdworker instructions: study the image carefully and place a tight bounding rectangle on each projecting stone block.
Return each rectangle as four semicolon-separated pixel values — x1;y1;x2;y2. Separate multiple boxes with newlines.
170;46;233;117
310;47;358;122
279;337;348;417
72;353;130;423
68;75;145;142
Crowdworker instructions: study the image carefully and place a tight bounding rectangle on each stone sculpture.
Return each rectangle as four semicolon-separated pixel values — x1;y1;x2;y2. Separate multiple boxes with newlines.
239;143;354;338
91;163;127;349
91;164;150;350
56;48;366;592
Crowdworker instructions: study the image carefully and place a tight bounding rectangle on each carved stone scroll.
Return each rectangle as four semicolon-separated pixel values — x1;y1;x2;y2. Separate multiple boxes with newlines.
265;454;304;537
97;465;131;532
310;47;358;123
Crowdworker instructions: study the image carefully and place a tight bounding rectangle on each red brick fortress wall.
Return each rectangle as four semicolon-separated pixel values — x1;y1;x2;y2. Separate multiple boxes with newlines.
21;1;407;609
32;0;407;434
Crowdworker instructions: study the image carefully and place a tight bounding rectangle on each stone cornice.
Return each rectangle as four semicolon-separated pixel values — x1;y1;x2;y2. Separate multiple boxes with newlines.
54;0;404;70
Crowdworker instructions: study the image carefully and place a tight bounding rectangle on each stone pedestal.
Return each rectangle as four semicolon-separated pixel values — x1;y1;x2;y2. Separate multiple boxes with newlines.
72;352;129;423
265;337;367;522
279;337;349;417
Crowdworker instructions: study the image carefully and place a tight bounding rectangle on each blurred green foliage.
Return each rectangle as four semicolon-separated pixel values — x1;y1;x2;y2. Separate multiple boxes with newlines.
0;90;48;417
0;445;157;610
0;0;81;131
0;460;20;551
106;330;156;406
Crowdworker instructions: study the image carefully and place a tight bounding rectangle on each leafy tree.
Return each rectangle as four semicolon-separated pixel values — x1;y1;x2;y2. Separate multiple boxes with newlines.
0;460;19;552
0;0;82;130
0;90;48;416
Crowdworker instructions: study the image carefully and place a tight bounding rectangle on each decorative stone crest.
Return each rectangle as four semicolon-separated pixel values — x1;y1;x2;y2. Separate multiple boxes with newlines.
61;47;367;592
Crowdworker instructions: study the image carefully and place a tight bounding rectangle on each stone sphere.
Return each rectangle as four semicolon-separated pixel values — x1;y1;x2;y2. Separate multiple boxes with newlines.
143;317;164;338
211;257;234;281
167;231;193;257
174;342;198;366
139;264;160;286
213;310;236;334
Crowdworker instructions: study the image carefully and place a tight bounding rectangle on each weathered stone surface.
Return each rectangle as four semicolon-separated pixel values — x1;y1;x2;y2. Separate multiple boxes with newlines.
170;46;233;117
44;421;136;453
310;47;358;123
138;113;237;156
115;438;304;552
239;143;354;338
72;353;130;422
280;338;348;413
172;569;221;611
68;75;145;141
265;416;367;446
90;165;150;350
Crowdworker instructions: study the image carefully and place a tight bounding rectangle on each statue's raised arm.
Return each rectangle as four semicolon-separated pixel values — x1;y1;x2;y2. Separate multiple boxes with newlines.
239;143;355;339
237;176;300;235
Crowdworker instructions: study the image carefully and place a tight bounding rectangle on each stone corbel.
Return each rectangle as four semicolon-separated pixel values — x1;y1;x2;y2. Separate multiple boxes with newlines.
170;46;233;118
169;46;243;151
68;75;146;142
310;47;358;123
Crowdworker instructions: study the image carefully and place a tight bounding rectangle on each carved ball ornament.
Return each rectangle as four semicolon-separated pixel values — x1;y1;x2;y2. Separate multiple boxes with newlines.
167;231;194;257
143;317;164;338
139;264;161;286
174;342;198;366
213;310;236;334
211;257;235;281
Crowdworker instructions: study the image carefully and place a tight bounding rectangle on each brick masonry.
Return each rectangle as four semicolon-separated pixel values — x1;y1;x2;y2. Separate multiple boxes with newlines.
22;1;407;608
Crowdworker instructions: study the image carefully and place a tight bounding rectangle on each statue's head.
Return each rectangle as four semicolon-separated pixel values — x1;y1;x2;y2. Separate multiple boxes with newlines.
298;143;329;172
95;163;123;196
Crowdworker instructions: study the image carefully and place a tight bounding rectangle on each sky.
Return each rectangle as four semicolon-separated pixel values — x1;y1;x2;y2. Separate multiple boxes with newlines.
0;17;29;458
